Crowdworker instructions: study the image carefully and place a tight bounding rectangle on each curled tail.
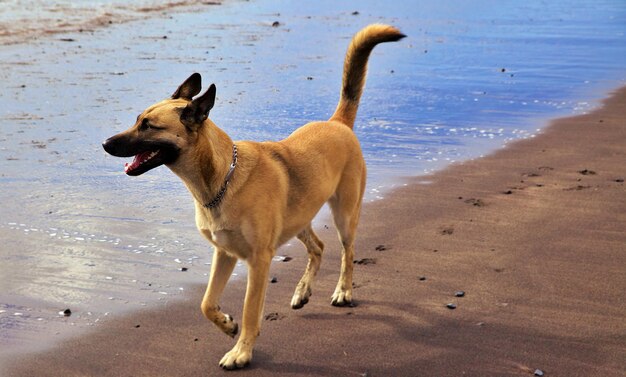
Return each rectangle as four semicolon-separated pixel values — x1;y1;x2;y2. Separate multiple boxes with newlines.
330;24;405;128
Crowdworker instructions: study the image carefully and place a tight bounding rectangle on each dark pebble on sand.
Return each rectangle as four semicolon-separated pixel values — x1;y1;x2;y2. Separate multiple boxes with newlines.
60;38;75;42
272;21;280;27
534;369;544;376
419;276;427;281
307;76;313;80
578;169;596;175
180;267;188;272
501;68;506;72
352;11;359;15
455;291;465;297
279;256;292;262
264;312;284;321
270;277;278;283
464;198;485;207
446;303;457;310
135;324;140;328
503;190;513;195
354;258;376;265
615;178;624;183
62;309;72;317
375;244;388;251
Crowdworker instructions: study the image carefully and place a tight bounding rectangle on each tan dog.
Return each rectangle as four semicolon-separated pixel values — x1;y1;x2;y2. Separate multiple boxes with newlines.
102;24;404;369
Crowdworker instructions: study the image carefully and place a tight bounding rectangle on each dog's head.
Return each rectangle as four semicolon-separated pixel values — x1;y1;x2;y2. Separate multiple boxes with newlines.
102;73;216;176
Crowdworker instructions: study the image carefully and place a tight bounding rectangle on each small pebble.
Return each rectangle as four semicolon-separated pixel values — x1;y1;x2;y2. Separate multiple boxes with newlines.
264;312;284;321
180;267;188;272
419;276;427;281
270;277;278;283
272;21;280;27
578;169;596;175
446;303;457;310
534;369;544;376
135;324;140;328
455;291;465;297
351;11;359;15
306;76;313;80
60;309;72;317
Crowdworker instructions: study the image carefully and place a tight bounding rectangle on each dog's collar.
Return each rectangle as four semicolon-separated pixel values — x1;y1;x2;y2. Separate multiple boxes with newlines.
204;144;238;209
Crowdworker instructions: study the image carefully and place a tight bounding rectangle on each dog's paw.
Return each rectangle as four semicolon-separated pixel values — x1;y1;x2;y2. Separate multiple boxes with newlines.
290;286;312;310
219;346;252;370
331;289;352;307
218;314;239;338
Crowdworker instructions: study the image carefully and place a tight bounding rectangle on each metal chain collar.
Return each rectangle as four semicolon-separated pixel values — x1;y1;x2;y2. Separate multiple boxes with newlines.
204;144;238;209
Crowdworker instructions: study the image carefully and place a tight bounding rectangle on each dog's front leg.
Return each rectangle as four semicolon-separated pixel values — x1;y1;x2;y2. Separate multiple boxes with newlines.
201;249;239;337
219;251;272;370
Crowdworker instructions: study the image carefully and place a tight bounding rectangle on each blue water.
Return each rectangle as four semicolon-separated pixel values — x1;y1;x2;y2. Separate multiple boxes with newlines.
0;0;625;357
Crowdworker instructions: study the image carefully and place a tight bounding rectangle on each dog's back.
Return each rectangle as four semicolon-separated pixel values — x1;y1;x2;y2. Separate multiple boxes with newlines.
261;24;406;228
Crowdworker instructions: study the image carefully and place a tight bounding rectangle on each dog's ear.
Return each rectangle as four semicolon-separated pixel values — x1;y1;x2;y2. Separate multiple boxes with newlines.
172;73;202;100
180;84;216;129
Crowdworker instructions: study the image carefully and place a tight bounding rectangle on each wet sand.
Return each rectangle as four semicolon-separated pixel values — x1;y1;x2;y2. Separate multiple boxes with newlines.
4;83;625;376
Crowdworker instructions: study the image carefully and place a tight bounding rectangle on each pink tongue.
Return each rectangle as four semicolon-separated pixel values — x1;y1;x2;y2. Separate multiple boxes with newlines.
124;151;153;173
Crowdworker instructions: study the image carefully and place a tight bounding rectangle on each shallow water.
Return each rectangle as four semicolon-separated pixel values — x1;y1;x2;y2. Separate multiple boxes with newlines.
0;0;625;360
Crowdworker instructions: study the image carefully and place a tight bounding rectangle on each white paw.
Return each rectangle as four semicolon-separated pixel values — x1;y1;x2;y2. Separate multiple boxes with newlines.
219;346;252;370
291;286;312;310
331;289;352;307
217;314;238;338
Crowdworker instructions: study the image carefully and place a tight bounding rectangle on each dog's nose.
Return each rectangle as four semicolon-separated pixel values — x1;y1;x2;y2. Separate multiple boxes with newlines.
102;138;115;155
102;136;126;156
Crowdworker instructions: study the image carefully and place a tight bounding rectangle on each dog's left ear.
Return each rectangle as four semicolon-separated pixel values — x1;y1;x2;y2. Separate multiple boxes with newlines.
172;72;202;100
180;84;216;129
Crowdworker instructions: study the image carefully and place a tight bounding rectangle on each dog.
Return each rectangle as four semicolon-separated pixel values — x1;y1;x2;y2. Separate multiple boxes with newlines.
102;24;404;369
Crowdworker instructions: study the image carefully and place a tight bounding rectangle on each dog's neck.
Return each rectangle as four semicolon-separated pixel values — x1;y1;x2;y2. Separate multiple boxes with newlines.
169;119;235;210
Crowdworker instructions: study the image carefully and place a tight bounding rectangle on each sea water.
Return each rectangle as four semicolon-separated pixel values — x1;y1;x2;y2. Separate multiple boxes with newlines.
0;0;624;358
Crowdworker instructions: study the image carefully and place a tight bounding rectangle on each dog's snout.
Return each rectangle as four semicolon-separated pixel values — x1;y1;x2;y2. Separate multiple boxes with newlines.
102;137;117;156
102;135;135;157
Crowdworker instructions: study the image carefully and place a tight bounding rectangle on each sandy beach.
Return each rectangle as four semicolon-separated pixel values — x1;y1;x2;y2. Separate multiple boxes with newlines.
4;82;625;376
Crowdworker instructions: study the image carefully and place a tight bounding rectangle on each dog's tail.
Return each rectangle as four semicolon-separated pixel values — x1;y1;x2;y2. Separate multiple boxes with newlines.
329;24;405;129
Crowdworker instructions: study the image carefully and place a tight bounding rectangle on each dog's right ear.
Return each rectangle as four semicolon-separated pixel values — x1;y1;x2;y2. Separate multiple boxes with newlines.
179;84;216;130
172;73;202;100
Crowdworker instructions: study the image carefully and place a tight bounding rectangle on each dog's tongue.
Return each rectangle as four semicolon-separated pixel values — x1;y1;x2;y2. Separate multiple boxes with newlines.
124;151;153;173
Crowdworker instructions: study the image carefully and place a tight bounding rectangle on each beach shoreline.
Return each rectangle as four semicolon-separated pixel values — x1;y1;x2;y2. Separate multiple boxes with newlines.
4;85;625;376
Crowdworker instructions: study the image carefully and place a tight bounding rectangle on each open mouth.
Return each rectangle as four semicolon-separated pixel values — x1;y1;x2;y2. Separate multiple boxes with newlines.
103;135;179;176
124;149;163;176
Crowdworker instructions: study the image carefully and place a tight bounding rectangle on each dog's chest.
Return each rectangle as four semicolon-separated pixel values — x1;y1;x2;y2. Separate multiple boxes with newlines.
195;211;250;258
199;228;249;259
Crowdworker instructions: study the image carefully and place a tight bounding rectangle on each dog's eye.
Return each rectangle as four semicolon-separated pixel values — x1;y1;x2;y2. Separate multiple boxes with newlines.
140;119;151;130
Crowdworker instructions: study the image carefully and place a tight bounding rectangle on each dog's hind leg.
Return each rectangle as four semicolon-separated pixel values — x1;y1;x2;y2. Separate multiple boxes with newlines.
200;249;239;337
328;170;365;307
291;224;325;309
